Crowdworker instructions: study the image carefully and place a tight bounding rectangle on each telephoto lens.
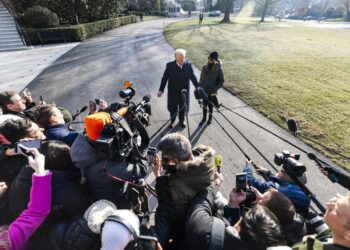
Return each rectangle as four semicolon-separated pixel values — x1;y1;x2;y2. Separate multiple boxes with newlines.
306;211;329;234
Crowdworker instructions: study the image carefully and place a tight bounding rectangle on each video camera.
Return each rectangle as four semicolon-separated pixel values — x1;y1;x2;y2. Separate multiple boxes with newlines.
85;82;151;162
274;150;306;178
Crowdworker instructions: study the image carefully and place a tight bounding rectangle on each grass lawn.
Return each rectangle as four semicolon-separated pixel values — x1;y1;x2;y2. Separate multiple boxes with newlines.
143;16;166;21
164;18;350;170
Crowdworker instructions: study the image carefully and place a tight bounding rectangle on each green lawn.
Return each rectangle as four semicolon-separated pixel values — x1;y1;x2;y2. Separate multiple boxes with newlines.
143;16;166;21
164;18;350;170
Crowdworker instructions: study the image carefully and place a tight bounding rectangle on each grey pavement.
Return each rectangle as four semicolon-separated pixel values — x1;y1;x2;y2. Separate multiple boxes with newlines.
0;43;79;93
24;19;347;205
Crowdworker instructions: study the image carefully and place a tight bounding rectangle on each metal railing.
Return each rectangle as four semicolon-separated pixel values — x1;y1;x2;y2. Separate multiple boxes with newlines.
0;0;31;47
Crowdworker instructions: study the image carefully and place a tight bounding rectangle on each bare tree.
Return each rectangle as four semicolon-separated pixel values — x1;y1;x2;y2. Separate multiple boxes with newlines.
287;0;300;13
255;0;280;22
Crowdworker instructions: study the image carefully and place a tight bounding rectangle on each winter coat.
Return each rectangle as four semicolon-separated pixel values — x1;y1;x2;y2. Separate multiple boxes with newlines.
0;172;52;250
199;62;224;96
243;164;311;217
169;145;216;220
292;229;344;250
44;124;80;146
48;217;100;250
150;176;176;249
0;154;28;184
69;134;140;208
3;101;36;121
185;185;254;250
159;60;199;113
8;167;89;249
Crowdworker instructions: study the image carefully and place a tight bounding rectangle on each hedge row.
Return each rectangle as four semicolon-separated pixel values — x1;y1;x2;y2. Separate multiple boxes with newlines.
24;15;138;45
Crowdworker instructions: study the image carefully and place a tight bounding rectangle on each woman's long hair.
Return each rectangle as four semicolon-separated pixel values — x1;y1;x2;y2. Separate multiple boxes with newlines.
39;140;75;171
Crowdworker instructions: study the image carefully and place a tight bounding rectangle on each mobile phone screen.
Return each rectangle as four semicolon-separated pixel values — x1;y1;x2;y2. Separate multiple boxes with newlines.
137;235;158;250
236;173;247;192
15;140;41;153
17;144;34;158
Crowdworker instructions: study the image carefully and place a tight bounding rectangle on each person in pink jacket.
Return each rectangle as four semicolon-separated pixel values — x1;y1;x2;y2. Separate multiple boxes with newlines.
0;148;52;250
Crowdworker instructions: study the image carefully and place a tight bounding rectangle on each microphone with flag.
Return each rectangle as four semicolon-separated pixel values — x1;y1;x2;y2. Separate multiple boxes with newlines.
215;155;222;173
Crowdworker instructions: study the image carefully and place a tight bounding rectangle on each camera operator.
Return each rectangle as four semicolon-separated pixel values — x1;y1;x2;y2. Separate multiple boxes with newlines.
318;165;350;191
217;185;305;246
70;133;137;209
34;104;80;146
0;119;46;183
185;184;286;250
293;193;350;250
243;160;310;217
0;90;36;121
156;133;217;247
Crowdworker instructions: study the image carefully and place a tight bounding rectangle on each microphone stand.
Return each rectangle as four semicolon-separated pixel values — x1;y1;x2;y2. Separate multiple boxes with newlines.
182;90;191;139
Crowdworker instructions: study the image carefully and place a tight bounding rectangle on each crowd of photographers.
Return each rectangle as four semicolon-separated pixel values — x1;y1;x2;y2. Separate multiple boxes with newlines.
0;45;350;250
0;87;350;250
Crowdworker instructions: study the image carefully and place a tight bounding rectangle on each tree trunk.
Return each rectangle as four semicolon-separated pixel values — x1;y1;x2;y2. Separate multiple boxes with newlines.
206;0;213;12
345;0;350;21
260;2;268;22
221;0;234;23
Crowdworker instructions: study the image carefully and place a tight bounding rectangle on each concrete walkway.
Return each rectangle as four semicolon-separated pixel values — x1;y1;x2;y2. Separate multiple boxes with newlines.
0;43;79;92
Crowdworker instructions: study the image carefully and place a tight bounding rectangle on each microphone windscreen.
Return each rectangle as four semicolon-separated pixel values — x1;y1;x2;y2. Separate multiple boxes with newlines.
80;106;88;113
198;87;208;100
143;94;151;102
307;152;317;160
287;119;298;134
181;89;187;104
194;89;201;100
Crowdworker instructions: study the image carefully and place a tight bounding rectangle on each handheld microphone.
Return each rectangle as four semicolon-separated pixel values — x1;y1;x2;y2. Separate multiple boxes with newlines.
143;94;151;103
197;87;208;100
181;89;188;106
72;106;88;120
135;94;151;112
215;155;222;173
307;153;338;183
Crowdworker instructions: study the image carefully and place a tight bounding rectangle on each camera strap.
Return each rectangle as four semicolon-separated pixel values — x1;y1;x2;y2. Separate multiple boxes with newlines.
209;217;225;250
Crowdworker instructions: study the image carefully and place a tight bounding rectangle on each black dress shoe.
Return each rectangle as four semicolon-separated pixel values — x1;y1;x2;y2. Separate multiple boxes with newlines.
168;122;175;129
199;119;206;125
179;121;187;128
207;119;212;124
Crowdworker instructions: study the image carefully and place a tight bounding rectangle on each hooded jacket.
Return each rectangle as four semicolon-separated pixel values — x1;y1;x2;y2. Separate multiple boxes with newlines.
199;61;224;96
169;145;216;220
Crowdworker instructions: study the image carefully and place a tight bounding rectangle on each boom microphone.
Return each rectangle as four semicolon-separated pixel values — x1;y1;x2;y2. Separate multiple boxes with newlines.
143;94;151;103
287;119;298;134
72;106;88;120
307;152;317;161
197;87;208;100
80;106;88;113
307;153;338;183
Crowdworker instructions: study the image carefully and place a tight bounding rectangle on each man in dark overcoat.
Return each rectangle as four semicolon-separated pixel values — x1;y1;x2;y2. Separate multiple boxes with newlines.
157;49;199;128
